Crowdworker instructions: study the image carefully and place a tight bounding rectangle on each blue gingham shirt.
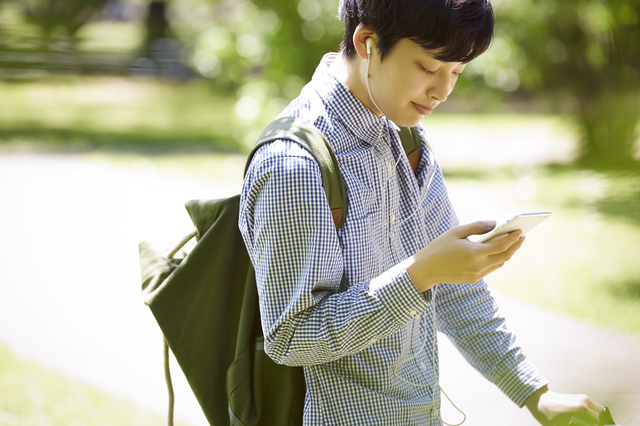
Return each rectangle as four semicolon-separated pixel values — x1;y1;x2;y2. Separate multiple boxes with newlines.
239;53;547;425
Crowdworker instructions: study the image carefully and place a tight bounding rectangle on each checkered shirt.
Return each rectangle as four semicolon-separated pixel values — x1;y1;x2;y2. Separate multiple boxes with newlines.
239;53;547;425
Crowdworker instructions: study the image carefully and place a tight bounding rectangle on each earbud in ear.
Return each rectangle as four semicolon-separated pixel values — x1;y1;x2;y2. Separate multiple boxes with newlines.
366;38;372;57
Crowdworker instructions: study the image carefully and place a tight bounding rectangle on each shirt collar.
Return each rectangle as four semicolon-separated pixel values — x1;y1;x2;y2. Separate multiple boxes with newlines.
312;53;391;149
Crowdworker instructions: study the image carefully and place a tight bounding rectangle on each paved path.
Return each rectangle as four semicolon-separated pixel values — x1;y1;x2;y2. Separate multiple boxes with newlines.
0;153;638;426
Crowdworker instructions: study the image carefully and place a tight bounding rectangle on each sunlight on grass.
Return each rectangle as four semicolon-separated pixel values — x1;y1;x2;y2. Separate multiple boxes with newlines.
1;77;638;337
69;108;640;337
0;79;237;149
446;168;640;336
84;149;247;189
425;113;578;168
76;21;144;53
79;146;640;337
0;345;184;426
490;207;640;335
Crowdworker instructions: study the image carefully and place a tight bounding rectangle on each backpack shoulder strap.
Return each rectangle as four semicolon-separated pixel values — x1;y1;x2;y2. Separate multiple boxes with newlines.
398;126;422;175
244;117;348;230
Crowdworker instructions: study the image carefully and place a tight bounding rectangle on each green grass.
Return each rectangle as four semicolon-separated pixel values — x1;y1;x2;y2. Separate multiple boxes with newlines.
0;5;144;54
75;21;145;54
0;345;178;426
0;78;239;151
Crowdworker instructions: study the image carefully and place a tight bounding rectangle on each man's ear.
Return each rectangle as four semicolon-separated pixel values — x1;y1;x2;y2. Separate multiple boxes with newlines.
353;24;377;60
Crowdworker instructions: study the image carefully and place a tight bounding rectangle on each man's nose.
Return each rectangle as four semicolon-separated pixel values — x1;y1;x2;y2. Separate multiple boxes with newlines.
428;74;452;102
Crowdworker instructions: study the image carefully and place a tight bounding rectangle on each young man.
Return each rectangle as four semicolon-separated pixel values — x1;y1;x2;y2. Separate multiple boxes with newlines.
239;0;606;424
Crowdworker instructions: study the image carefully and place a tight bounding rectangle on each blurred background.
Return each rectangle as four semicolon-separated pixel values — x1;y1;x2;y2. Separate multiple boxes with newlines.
0;0;639;424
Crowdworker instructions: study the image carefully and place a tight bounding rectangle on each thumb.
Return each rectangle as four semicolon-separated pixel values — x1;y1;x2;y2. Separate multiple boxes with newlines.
451;220;497;238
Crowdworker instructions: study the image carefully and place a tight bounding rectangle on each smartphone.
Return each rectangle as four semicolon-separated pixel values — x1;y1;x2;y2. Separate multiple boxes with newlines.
477;211;552;243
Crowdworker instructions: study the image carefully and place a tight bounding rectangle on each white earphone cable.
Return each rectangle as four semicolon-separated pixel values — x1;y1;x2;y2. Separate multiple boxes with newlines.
364;38;467;426
365;52;386;119
392;284;467;426
365;40;437;229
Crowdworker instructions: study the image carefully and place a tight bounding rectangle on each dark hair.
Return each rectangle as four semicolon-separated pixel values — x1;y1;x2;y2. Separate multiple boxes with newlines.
338;0;494;63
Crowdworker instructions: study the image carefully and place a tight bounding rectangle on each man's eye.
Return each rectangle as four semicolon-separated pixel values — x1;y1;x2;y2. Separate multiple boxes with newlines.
421;66;435;75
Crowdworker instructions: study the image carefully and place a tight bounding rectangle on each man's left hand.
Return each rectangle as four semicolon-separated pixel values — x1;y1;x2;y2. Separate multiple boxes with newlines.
525;385;606;426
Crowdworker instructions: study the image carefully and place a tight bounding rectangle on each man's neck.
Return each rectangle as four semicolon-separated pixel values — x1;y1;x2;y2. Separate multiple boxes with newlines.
328;52;383;118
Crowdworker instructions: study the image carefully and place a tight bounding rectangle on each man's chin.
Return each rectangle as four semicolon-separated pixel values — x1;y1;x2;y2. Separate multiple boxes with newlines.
392;114;424;128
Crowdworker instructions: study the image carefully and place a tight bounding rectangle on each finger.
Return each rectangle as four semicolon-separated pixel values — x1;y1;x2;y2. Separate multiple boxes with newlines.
477;262;505;281
485;236;525;267
501;234;526;259
483;230;524;254
451;220;497;239
587;398;605;413
586;398;606;424
571;397;606;425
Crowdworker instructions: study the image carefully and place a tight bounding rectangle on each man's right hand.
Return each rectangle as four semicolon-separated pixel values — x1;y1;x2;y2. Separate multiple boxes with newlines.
402;220;526;292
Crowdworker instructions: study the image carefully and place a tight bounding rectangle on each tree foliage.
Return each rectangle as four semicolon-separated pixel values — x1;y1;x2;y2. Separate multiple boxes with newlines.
170;0;342;89
6;0;638;163
168;0;343;147
171;0;639;162
20;0;111;38
489;0;640;165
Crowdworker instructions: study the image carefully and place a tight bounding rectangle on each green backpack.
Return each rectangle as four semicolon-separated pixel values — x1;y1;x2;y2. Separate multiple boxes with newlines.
139;116;422;426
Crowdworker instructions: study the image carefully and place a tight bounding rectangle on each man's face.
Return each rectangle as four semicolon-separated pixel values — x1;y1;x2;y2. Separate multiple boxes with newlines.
368;38;466;127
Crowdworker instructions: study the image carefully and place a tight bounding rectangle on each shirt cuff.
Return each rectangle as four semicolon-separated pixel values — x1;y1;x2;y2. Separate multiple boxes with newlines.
495;357;549;407
369;263;432;325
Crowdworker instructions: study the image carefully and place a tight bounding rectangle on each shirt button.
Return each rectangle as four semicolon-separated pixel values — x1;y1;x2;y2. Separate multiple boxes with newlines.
419;362;427;371
409;309;418;317
390;214;396;222
392;241;398;250
387;163;393;173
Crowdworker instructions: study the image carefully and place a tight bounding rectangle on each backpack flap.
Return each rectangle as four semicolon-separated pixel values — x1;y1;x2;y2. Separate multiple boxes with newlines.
140;240;183;306
144;195;253;425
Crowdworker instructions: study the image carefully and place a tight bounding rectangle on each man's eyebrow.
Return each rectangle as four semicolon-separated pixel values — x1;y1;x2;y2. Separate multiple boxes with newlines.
423;50;468;67
422;49;452;64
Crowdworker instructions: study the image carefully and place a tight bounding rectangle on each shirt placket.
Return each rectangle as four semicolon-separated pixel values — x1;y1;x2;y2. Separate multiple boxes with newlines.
381;135;403;264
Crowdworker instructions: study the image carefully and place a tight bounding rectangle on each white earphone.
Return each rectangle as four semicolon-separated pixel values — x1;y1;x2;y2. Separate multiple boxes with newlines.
364;38;385;117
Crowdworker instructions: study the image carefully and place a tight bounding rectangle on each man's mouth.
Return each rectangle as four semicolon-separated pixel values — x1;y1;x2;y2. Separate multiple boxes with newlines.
412;102;435;115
